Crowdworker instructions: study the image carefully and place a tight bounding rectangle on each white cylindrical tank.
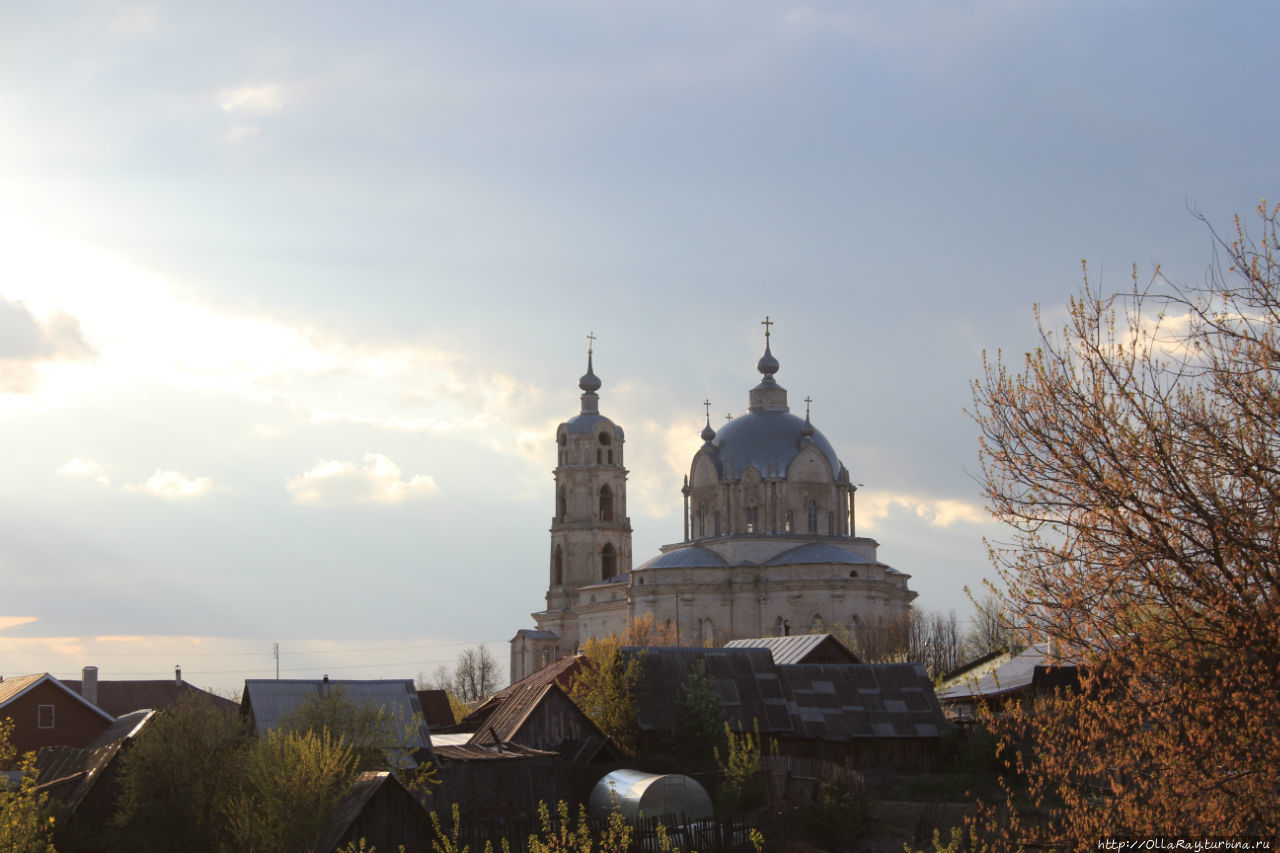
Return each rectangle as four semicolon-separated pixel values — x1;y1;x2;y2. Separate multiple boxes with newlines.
588;769;714;821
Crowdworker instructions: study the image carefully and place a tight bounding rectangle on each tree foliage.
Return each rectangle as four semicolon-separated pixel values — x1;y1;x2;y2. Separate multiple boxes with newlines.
224;728;358;853
970;203;1280;839
114;694;248;853
567;635;643;755
673;659;726;760
0;718;55;853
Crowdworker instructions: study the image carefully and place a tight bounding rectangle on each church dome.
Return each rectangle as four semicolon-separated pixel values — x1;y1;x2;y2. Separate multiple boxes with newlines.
711;410;841;480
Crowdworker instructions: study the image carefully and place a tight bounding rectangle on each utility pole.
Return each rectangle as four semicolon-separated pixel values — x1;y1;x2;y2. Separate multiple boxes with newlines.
273;642;279;679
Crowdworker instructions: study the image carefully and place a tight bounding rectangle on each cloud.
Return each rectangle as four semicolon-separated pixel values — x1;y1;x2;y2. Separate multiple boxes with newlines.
124;470;217;500
858;490;988;530
0;616;38;632
219;84;286;113
0;296;94;393
57;456;111;488
286;453;439;506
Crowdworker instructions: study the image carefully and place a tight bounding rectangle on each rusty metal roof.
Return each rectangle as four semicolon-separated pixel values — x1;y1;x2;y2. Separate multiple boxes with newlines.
0;673;115;723
62;679;237;717
779;663;945;740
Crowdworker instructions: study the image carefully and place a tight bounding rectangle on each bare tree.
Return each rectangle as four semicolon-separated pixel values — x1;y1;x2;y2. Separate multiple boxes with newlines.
451;645;500;703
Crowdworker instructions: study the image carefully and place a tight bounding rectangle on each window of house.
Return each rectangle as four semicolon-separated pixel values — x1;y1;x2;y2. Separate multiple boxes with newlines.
37;705;54;729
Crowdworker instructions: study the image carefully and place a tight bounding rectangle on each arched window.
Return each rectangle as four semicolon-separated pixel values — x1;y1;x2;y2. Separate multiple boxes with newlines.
597;449;602;464
784;510;794;533
553;546;563;586
607;449;613;464
774;616;790;637
700;618;715;646
827;511;835;535
714;511;721;536
557;488;567;522
810;614;824;634
807;499;818;534
599;485;613;521
697;508;706;538
745;507;758;533
601;543;617;580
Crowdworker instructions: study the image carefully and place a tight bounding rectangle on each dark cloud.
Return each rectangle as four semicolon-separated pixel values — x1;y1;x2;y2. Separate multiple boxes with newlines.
0;296;94;392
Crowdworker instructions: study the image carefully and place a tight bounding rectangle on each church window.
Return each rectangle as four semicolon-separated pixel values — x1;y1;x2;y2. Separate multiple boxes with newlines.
774;616;790;637
714;511;721;536
807;499;818;533
810;614;824;633
745;507;758;533
599;485;613;521
608;449;613;464
827;511;835;535
553;546;563;586
597;449;602;464
784;510;793;533
599;432;611;445
700;618;715;646
697;508;706;538
601;543;617;580
557;488;567;522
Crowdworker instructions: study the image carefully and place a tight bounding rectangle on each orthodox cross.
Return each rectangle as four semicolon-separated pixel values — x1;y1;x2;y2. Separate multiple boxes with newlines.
586;331;596;355
761;315;773;341
805;396;813;418
703;398;712;419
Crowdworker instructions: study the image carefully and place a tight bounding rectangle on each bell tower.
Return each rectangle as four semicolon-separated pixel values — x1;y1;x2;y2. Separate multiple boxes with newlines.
533;335;632;657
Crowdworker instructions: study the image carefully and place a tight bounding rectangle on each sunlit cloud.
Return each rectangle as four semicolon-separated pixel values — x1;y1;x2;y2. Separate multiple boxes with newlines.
858;490;988;530
57;456;111;488
0;616;38;632
124;470;217;500
286;453;439;506
219;84;286;113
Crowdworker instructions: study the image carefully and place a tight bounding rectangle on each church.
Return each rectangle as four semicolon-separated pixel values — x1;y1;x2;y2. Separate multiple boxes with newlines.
510;323;917;682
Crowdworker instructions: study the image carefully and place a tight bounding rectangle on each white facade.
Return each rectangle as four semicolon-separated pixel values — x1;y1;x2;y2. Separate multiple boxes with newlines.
511;332;917;682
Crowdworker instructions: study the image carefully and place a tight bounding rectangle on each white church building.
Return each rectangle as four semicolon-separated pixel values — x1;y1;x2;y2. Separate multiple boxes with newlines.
510;324;917;682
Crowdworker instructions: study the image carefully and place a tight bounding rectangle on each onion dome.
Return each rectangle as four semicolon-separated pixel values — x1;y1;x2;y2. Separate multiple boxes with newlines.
579;352;601;393
701;417;716;443
756;342;780;378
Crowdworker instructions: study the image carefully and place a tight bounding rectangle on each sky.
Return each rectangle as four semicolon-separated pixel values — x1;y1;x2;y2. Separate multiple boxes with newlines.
2;1;1278;694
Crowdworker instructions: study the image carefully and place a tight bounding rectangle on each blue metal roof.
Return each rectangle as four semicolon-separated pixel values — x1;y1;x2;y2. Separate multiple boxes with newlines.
563;412;623;438
709;410;841;479
636;547;729;569
764;542;873;566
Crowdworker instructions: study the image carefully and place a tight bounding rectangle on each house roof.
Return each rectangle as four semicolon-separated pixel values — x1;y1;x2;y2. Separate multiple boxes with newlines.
455;654;586;731
937;642;1078;703
432;742;558;762
0;674;115;723
466;682;622;762
623;646;794;734
241;679;433;755
61;679;238;717
779;663;946;740
416;689;455;728
314;771;432;853
34;710;155;810
724;633;860;665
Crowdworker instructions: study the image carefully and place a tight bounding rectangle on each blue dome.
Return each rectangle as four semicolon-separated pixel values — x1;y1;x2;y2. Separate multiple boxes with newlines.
637;547;729;569
764;543;872;566
711;410;841;479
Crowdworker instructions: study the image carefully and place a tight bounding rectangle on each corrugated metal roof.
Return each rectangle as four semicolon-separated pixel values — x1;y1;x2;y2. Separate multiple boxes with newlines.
724;634;859;665
433;743;557;762
624;647;794;734
937;643;1077;702
242;679;432;754
62;679;237;717
456;654;586;731
779;663;945;740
